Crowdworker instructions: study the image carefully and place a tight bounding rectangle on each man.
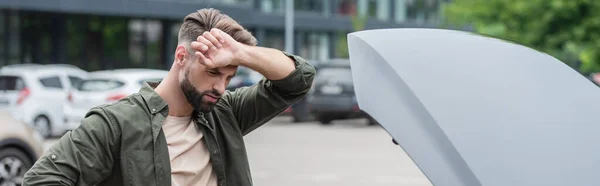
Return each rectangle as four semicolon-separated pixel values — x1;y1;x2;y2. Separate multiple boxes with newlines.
23;8;315;186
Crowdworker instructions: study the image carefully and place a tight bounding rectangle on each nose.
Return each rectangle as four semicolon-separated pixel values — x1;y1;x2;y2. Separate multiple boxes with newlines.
213;80;226;95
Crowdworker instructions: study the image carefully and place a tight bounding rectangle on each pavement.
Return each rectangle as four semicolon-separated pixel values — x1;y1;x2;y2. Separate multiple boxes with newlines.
44;116;431;186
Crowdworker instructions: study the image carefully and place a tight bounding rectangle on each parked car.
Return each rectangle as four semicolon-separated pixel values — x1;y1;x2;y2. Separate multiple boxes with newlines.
0;111;45;186
64;69;168;129
307;59;377;125
0;64;89;138
226;66;263;91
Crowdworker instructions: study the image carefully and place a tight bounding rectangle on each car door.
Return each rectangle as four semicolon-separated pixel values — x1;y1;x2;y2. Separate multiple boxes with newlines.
37;74;67;128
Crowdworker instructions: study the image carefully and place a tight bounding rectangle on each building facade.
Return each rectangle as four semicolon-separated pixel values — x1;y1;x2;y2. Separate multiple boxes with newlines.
0;0;448;71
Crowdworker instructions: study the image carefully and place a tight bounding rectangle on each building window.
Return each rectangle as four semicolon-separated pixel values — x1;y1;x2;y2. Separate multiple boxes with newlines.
0;10;5;65
299;32;329;61
8;11;20;65
261;0;285;13
295;0;324;13
218;0;252;6
128;19;163;69
264;29;285;51
337;0;357;16
398;0;442;24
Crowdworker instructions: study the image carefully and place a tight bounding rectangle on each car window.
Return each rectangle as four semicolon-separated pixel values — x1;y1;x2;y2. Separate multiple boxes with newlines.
68;76;84;88
0;76;26;91
315;67;353;84
79;79;125;91
39;76;63;89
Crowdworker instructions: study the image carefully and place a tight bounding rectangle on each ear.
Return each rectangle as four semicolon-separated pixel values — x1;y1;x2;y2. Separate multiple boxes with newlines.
175;45;188;67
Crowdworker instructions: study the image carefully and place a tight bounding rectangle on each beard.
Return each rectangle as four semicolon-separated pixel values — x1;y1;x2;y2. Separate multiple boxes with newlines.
180;69;221;113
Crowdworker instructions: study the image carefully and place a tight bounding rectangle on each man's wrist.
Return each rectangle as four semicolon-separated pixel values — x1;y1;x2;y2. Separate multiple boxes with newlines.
234;44;252;66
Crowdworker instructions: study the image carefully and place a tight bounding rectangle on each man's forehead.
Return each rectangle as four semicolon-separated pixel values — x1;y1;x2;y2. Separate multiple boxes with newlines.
210;65;238;75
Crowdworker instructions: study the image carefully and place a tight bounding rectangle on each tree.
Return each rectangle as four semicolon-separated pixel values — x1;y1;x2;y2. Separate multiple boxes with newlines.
443;0;600;74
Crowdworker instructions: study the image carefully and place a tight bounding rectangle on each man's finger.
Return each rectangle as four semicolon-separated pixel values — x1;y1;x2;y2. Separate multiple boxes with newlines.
196;36;213;52
203;31;221;48
195;51;215;68
211;28;225;43
191;41;209;52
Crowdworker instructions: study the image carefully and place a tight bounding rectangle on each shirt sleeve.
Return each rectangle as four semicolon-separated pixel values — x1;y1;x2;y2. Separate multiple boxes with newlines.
219;52;316;135
23;108;120;185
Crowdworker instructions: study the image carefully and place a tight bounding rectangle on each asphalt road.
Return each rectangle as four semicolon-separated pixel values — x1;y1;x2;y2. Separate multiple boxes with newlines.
44;116;431;186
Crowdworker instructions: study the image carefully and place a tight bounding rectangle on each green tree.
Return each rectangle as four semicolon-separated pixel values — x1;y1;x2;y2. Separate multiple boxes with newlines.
443;0;600;74
336;15;368;58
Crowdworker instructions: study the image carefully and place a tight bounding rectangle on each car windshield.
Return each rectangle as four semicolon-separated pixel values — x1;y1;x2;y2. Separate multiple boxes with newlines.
78;79;125;91
315;67;353;85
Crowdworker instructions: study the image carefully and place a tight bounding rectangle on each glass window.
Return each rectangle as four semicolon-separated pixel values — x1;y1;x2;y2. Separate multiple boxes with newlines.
337;0;357;16
299;32;330;61
295;0;324;13
261;0;285;13
68;76;84;88
129;19;163;69
0;76;26;91
375;0;390;21
39;76;63;89
400;0;442;23
79;79;125;91
219;0;251;6
264;30;285;51
0;11;4;65
315;67;353;84
8;11;20;65
394;0;407;22
129;19;145;67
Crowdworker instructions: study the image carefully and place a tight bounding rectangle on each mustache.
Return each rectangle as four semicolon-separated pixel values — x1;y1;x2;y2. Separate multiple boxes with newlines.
203;90;221;98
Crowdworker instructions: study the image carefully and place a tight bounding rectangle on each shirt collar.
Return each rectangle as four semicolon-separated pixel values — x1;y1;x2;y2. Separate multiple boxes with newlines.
139;81;169;116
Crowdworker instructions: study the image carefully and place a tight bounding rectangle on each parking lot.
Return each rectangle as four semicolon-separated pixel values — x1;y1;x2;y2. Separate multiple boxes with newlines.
44;116;431;186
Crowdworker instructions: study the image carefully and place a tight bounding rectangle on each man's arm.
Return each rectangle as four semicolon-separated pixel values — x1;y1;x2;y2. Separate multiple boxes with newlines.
236;45;297;80
221;46;316;135
23;108;120;185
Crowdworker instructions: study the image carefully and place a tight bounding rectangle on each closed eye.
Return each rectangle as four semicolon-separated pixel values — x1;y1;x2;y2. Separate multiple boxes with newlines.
208;70;220;75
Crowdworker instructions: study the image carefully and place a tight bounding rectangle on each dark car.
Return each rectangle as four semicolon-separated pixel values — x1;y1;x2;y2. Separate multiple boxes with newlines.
307;59;377;125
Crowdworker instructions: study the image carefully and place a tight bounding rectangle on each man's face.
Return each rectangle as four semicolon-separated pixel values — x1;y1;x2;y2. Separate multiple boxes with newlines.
179;54;237;113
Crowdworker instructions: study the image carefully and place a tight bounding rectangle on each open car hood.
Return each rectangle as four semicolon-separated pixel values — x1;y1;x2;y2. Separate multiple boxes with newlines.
347;28;600;186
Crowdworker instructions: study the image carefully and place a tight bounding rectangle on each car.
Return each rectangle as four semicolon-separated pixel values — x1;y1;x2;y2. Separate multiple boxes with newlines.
0;65;89;138
0;111;45;186
64;68;168;129
348;28;600;186
285;59;323;123
307;59;377;125
226;66;263;91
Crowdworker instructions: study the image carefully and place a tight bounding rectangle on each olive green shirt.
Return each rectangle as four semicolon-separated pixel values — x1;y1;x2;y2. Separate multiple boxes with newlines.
23;53;316;186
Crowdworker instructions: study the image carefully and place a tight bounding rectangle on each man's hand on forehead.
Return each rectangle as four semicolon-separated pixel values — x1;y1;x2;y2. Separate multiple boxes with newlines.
191;28;243;69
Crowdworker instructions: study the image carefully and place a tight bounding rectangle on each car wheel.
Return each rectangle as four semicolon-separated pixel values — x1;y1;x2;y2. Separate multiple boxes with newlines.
0;148;33;186
33;115;51;138
317;116;333;125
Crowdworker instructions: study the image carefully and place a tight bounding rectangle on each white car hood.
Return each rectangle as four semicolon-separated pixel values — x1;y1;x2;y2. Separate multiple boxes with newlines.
347;28;600;186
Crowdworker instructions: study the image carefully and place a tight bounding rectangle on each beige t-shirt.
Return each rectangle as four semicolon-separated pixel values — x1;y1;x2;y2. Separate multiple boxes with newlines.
162;116;218;186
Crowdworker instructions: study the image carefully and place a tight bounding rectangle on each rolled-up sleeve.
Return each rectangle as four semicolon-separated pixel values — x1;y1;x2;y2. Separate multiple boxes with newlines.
220;52;316;135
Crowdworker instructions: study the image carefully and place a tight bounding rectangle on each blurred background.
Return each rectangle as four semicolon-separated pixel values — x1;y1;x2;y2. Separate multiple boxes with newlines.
1;0;599;185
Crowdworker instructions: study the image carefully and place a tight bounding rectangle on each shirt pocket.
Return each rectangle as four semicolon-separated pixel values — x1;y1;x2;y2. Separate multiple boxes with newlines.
126;150;156;186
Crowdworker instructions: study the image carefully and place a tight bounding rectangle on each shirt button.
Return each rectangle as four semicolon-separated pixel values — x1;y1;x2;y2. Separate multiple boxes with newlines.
50;155;57;160
152;108;156;112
